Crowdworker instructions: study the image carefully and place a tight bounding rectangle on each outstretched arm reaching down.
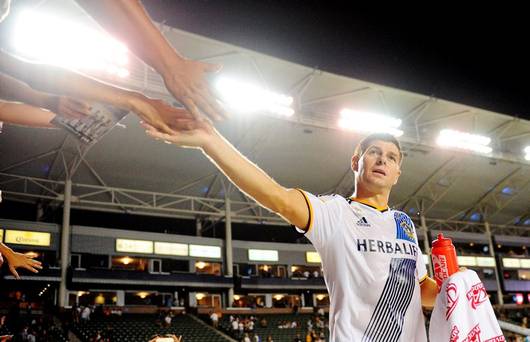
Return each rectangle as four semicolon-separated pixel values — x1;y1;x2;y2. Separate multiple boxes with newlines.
76;0;226;121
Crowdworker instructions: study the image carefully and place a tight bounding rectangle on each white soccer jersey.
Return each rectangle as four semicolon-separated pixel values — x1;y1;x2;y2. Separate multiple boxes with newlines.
296;190;429;342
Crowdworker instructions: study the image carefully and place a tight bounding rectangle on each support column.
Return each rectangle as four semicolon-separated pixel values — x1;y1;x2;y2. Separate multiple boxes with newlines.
116;290;125;306
265;294;272;308
196;219;202;236
420;214;433;276
225;195;234;307
484;221;504;304
59;179;72;308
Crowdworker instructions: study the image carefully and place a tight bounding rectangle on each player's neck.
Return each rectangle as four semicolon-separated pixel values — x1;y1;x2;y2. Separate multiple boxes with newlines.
351;187;390;211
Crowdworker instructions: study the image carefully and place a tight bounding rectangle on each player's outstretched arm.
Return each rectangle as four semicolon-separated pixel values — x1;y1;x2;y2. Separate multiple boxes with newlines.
76;0;226;121
143;120;310;229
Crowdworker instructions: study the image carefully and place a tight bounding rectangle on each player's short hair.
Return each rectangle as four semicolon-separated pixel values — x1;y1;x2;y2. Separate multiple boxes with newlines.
354;133;403;163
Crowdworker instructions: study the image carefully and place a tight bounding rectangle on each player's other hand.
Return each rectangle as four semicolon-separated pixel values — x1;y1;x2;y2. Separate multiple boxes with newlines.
142;115;214;151
3;249;43;279
162;58;226;121
131;96;206;134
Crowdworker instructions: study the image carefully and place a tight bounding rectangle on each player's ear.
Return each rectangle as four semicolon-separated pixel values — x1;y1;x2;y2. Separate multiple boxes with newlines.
393;168;402;185
351;154;360;172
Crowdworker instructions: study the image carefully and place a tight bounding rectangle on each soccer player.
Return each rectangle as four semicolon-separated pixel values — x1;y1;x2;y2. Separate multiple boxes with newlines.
144;119;439;341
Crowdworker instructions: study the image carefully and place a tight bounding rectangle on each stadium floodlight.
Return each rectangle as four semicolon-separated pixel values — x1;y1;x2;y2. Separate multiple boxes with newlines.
338;109;403;137
14;10;129;77
436;129;492;154
215;77;294;116
524;146;530;161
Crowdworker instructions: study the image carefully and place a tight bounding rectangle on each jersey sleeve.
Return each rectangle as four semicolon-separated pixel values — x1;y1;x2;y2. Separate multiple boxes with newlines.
416;244;429;284
412;221;429;283
294;189;340;252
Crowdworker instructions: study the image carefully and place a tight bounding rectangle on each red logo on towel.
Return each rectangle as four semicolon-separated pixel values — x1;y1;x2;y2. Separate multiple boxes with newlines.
446;282;459;320
462;324;481;342
450;325;460;342
466;283;488;310
484;336;505;342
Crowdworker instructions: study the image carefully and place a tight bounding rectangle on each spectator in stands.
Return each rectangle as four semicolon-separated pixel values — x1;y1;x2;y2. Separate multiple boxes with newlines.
313;270;319;278
259;317;267;328
26;329;36;342
317;307;325;317
238;320;244;336
303;270;310;278
81;306;91;322
231;317;239;334
266;336;273;342
163;312;172;327
242;332;251;342
293;334;302;342
210;311;219;328
252;333;260;342
307;318;313;330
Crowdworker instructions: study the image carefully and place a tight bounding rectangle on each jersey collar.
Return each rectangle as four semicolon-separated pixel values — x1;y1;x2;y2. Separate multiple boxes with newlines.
348;197;389;213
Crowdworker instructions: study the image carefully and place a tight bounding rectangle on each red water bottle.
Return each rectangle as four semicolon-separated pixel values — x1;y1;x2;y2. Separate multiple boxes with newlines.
431;233;459;288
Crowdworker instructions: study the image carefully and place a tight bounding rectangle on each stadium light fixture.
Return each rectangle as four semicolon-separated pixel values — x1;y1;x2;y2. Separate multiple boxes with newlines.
436;129;492;154
14;10;129;77
215;77;294;116
338;109;403;137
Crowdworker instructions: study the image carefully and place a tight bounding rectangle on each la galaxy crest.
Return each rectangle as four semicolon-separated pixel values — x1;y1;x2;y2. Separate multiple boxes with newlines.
394;212;416;243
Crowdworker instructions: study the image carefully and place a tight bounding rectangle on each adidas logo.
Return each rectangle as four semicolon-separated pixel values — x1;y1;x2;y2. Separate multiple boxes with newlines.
356;217;371;227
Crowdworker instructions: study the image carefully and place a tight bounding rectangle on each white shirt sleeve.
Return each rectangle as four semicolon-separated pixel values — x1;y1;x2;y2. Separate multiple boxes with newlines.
295;189;341;252
411;219;429;283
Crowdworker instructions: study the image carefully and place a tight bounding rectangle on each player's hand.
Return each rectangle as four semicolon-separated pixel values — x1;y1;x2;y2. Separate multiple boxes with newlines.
162;58;226;121
131;97;203;134
49;96;92;120
3;249;43;279
142;117;214;150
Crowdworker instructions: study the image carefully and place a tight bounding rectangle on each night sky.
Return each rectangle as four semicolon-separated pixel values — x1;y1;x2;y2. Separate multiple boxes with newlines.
145;2;530;120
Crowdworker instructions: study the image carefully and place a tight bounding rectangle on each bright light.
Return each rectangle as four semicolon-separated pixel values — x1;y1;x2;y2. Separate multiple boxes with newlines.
338;109;403;137
195;293;206;300
215;77;294;116
316;294;327;301
14;10;129;77
137;292;150;299
524;146;530;161
121;257;133;265
436;129;492;154
196;261;207;270
233;295;241;301
273;294;284;301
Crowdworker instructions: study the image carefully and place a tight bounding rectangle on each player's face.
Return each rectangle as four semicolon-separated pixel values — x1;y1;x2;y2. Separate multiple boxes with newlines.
352;140;402;192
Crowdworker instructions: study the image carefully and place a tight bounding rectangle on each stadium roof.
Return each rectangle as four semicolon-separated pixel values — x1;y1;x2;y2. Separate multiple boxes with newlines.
0;0;529;235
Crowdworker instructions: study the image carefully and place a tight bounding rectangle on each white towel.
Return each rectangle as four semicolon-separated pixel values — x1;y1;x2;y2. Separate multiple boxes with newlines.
429;269;505;342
